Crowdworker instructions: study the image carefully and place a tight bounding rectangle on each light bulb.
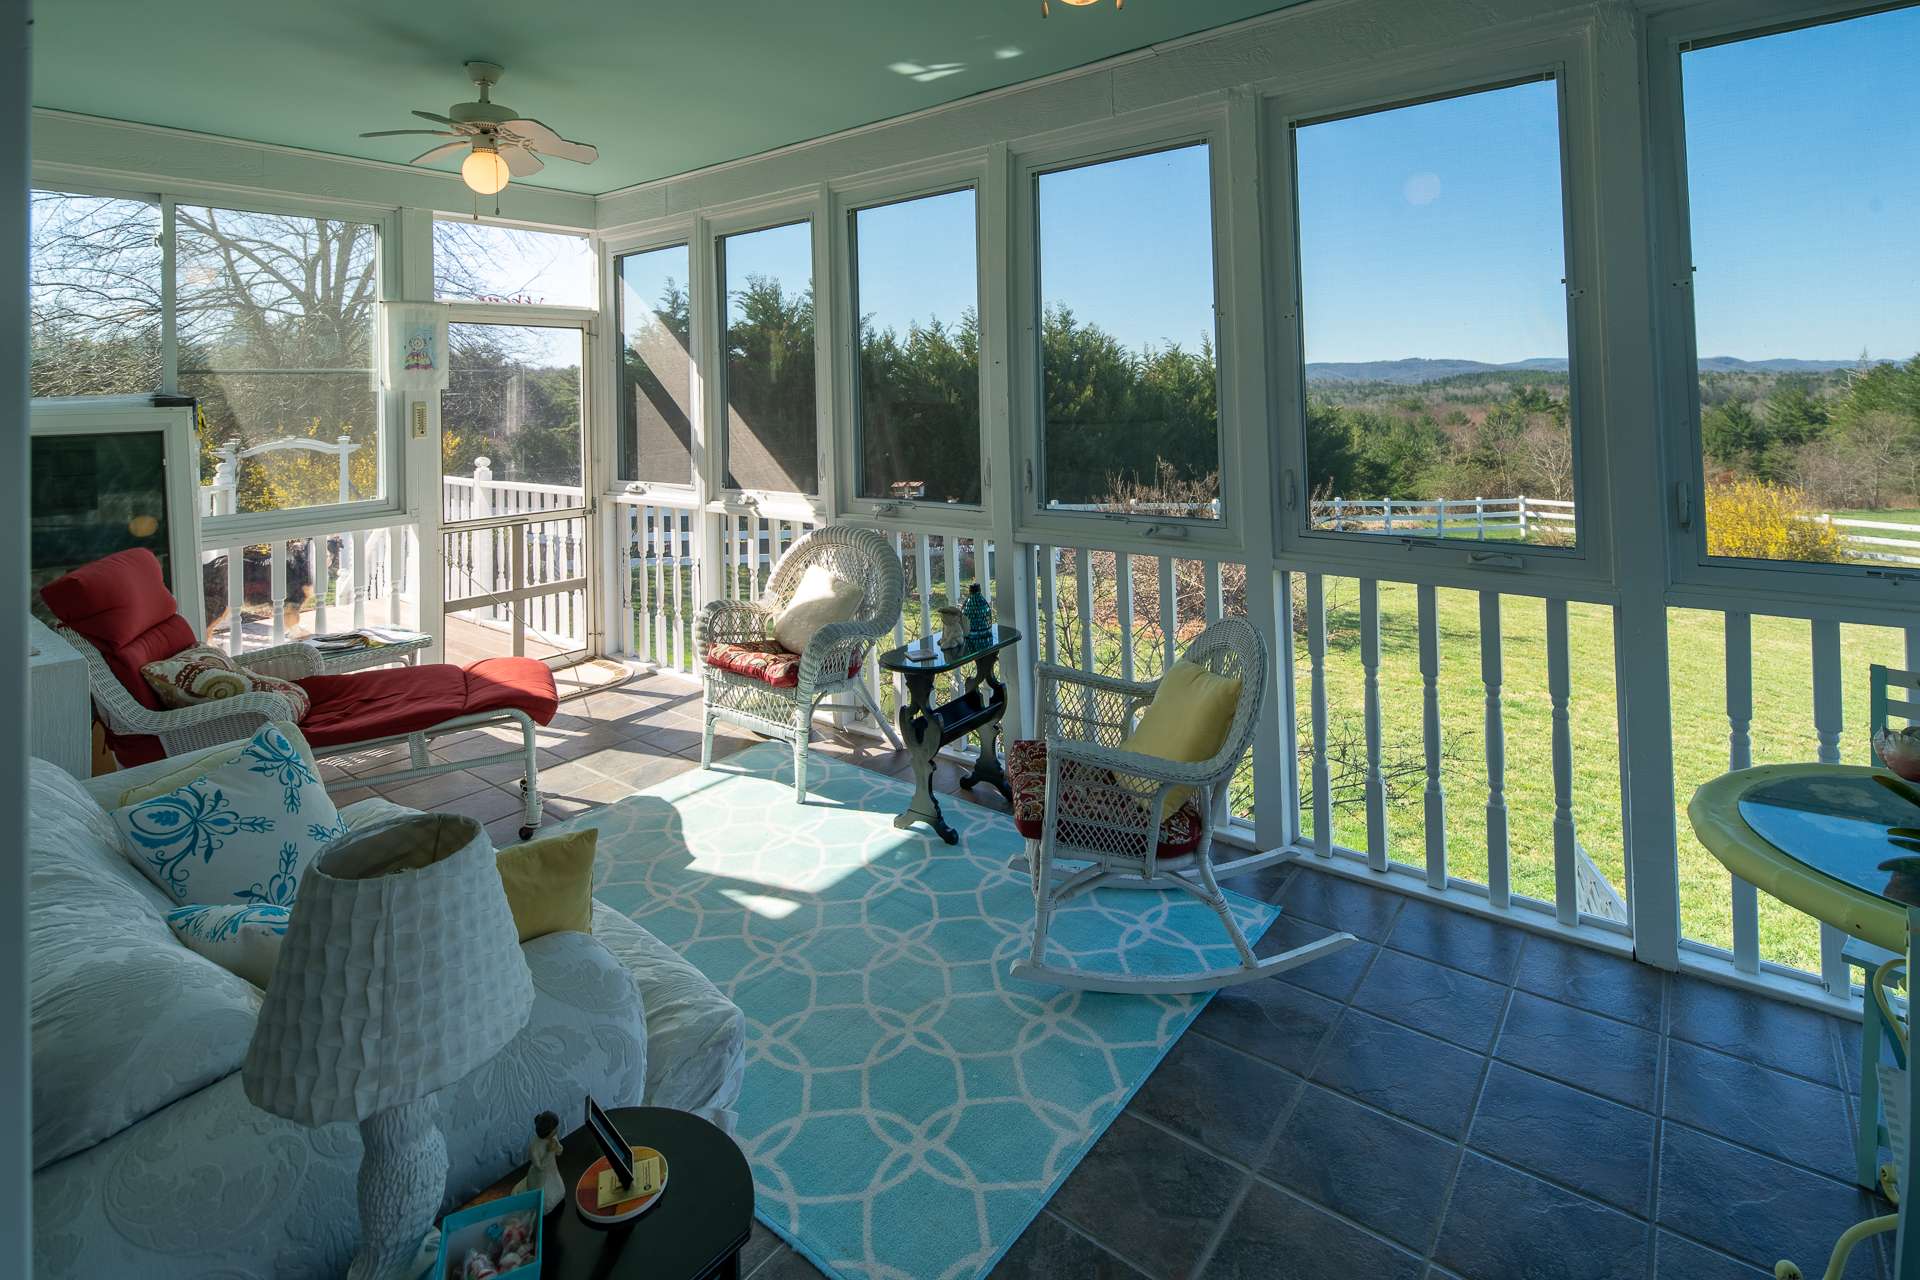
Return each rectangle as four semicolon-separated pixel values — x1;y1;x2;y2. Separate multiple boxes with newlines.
462;147;511;195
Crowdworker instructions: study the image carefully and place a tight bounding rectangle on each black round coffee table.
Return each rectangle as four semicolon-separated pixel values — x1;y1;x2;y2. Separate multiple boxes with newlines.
467;1106;754;1280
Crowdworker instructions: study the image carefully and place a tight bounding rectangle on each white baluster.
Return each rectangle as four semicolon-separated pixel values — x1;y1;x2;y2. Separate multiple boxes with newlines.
1725;611;1759;973
351;530;369;629
1418;584;1448;889
916;534;936;640
225;544;244;656
1547;598;1579;925
1075;550;1094;673
1157;554;1177;675
1360;578;1387;871
1204;560;1223;624
269;544;287;645
1116;552;1135;683
1812;618;1848;992
1307;573;1331;858
311;535;330;635
1039;545;1059;667
1481;591;1510;909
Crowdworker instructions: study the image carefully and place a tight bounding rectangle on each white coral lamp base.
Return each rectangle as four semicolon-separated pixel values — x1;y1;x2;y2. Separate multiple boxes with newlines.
348;1098;448;1280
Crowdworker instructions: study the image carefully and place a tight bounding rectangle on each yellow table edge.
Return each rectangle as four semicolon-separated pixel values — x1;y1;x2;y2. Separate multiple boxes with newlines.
1688;763;1910;957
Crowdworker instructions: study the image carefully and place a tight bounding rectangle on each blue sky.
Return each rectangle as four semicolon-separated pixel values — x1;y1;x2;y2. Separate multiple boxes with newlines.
1684;5;1919;362
609;3;1918;368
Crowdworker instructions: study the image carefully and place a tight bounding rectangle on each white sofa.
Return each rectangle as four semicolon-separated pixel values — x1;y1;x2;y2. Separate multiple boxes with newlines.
28;748;746;1279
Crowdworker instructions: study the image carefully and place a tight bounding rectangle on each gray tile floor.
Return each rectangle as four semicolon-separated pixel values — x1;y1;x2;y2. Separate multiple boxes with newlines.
326;672;1892;1280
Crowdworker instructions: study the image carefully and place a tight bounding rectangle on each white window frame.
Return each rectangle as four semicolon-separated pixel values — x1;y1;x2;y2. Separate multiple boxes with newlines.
1010;103;1242;558
706;193;830;522
832;157;991;529
1648;0;1920;618
603;229;700;498
1264;40;1616;596
429;213;599;311
30;172;410;545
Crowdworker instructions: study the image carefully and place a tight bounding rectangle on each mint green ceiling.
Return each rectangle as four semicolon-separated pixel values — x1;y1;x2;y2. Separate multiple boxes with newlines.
33;1;1306;196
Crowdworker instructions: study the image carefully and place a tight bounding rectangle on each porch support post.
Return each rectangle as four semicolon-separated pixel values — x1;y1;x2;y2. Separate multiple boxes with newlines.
1591;2;1679;970
980;140;1034;739
1219;90;1293;849
394;207;446;662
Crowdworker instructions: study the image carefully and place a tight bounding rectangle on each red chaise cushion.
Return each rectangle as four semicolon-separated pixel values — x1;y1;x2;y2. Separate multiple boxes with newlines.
39;547;197;712
296;656;559;748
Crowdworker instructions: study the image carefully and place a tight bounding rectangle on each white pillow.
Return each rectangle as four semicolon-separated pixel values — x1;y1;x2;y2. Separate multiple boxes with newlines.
165;903;290;988
771;563;864;654
110;721;349;907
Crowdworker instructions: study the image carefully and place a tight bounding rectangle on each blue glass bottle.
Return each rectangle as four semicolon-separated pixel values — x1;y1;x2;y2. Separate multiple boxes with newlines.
963;582;994;644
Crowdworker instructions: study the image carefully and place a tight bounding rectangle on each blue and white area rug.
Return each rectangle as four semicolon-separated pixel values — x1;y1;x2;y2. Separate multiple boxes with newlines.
585;740;1276;1280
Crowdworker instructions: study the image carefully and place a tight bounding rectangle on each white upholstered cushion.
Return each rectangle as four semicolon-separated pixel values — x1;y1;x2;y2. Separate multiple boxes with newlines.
771;563;862;654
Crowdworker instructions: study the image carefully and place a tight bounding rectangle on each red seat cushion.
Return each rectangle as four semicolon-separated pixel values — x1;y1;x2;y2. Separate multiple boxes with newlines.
1006;738;1205;857
296;657;558;748
705;640;861;690
40;548;197;712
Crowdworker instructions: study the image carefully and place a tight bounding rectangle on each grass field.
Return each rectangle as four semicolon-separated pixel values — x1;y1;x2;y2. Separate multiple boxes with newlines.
1036;558;1907;978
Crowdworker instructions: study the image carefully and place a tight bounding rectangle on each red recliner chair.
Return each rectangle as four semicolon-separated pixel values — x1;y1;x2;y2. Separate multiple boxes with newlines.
41;548;559;837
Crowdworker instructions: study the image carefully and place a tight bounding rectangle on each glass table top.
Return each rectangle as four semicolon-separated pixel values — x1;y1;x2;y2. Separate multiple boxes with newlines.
876;625;1021;675
1738;772;1920;908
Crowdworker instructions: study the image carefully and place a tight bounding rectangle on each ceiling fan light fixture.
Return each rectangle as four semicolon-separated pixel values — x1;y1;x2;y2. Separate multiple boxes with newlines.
1042;0;1121;14
461;143;511;195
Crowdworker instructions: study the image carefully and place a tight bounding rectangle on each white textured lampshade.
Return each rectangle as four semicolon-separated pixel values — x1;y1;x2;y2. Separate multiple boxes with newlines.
242;814;533;1127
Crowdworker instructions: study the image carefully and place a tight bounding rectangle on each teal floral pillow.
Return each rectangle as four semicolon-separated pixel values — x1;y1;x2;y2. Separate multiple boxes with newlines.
110;722;349;907
165;902;291;987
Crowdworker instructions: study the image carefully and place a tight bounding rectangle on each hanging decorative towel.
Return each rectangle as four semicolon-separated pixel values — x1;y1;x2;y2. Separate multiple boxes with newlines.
381;301;450;393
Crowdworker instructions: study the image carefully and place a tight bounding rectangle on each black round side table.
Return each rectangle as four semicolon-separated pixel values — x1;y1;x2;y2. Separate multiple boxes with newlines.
459;1106;754;1280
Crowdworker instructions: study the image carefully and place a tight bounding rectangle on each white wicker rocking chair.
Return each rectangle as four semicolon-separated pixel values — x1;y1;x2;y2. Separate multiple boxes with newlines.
1007;616;1358;995
696;525;904;801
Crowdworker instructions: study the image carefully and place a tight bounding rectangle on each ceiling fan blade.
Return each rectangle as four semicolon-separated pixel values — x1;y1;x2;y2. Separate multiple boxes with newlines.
502;118;598;165
410;140;470;166
360;128;460;139
412;109;462;127
499;144;544;177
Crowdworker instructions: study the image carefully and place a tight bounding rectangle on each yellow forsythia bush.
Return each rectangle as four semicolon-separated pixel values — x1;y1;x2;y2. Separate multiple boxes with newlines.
1704;479;1851;562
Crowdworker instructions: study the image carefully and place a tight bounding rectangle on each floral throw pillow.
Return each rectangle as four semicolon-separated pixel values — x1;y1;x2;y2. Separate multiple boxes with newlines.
165;902;291;987
141;645;311;722
110;721;349;907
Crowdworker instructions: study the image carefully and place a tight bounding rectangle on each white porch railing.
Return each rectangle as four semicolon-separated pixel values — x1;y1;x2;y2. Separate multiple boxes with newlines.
199;525;413;654
442;461;588;652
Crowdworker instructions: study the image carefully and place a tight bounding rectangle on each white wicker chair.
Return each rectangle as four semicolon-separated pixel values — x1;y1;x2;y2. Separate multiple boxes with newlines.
1006;616;1357;994
696;526;904;800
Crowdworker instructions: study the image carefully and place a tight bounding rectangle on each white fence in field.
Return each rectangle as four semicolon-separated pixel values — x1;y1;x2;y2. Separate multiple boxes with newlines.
1312;495;1920;566
1311;494;1576;538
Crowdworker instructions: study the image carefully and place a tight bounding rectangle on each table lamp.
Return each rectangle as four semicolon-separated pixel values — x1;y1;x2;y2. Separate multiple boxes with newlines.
242;813;533;1280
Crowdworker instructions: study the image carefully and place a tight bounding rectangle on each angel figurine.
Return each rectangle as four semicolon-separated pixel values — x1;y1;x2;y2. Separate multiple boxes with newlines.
512;1111;565;1214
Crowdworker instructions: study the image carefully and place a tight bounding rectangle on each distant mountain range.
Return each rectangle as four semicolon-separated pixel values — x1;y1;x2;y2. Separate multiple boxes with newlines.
1303;356;1880;384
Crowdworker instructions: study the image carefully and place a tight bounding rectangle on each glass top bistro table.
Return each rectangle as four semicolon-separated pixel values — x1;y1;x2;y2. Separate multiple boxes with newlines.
875;625;1020;845
1690;763;1920;1280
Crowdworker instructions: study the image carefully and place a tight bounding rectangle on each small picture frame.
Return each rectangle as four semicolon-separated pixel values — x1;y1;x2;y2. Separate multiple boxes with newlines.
436;1187;543;1278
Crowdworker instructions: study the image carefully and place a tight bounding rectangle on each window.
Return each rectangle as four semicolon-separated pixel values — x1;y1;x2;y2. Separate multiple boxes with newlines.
433;220;595;308
1294;79;1574;547
175;205;381;515
852;189;981;504
442;323;586;517
719;220;816;493
1036;144;1220;519
616;244;694;485
30;190;162;397
1682;8;1920;567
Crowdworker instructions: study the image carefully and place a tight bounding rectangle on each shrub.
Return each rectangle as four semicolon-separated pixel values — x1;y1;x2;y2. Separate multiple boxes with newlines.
1704;479;1850;562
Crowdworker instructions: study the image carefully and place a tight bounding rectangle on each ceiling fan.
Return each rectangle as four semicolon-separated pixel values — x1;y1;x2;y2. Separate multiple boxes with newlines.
359;61;599;194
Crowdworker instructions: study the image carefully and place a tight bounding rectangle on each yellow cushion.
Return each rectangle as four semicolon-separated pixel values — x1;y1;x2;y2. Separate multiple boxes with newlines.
117;722;315;807
497;830;597;943
1125;661;1243;818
